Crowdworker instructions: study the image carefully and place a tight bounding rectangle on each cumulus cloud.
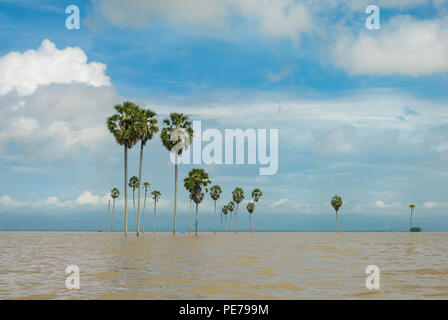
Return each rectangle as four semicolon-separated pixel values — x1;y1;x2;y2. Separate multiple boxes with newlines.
0;39;110;97
332;15;448;76
272;198;289;207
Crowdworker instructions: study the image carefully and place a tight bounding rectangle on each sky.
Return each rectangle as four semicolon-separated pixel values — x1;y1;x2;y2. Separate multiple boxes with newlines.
1;0;448;231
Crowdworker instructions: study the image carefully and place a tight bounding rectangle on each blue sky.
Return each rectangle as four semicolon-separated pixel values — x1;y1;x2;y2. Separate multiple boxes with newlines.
1;0;448;231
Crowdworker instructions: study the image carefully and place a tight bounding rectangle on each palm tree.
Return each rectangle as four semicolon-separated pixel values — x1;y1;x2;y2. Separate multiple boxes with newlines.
184;169;211;236
142;182;150;234
107;198;111;232
161;113;193;236
331;195;343;233
110;188;120;232
227;201;235;232
210;185;222;234
184;179;194;234
251;188;263;232
107;101;140;236
232;187;245;233
409;204;416;231
222;205;229;231
135;108;159;237
129;176;139;226
247;202;255;232
151;190;161;233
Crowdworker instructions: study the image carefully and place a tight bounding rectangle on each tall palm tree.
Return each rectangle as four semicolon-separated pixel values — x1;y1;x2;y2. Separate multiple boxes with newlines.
227;201;235;232
160;113;193;236
184;179;194;234
184;169;211;236
251;188;263;233
110;188;120;232
222;205;229;232
247;202;255;232
232;187;245;233
107;198;111;232
142;182;150;234
135;108;159;237
409;204;416;231
210;185;222;234
331;195;343;233
129;176;139;226
107;101;140;236
151;190;161;233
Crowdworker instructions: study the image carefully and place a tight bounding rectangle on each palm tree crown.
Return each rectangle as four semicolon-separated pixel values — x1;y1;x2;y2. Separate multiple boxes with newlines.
247;202;255;214
151;190;162;201
251;188;263;202
107;101;141;148
210;185;222;201
111;188;120;199
184;169;211;205
232;187;245;204
331;195;343;212
129;176;139;189
160;113;193;154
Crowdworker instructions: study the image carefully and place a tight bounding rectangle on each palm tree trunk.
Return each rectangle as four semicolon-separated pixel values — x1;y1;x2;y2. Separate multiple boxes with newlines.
225;215;228;232
410;209;413;231
133;189;136;225
336;211;338;233
136;141;144;236
173;154;178;236
214;200;217;234
124;145;128;236
249;213;251;233
107;200;110;232
112;199;116;232
236;204;239;234
153;199;157;234
252;213;254;233
189;199;192;233
142;191;147;234
195;203;199;236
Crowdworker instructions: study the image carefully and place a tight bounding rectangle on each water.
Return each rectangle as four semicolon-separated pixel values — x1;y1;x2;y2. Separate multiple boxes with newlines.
0;232;447;299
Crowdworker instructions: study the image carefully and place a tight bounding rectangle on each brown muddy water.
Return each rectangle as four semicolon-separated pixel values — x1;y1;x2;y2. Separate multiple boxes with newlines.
0;232;447;299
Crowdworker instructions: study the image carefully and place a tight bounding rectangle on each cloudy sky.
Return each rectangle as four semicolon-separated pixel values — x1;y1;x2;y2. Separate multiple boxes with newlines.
1;0;448;231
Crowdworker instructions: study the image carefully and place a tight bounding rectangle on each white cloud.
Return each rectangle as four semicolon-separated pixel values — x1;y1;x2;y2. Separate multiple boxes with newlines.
423;201;439;208
0;39;110;97
75;191;101;205
332;15;448;76
272;198;289;207
313;125;359;156
375;200;390;208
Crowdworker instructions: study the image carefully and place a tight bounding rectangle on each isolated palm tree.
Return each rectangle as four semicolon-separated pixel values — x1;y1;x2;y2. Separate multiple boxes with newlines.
107;101;140;236
160;113;193;236
107;198;111;232
409;204;416;231
210;185;222;234
232;187;245;233
184;179;194;234
151;190;161;233
222;205;229;231
331;195;343;233
227;201;235;232
135;108;159;236
251;188;263;232
110;188;120;232
247;202;255;232
129;176;139;226
184;169;211;236
142;182;150;234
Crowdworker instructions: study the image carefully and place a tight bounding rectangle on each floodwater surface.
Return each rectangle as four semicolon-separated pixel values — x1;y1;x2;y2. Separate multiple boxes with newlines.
0;232;447;299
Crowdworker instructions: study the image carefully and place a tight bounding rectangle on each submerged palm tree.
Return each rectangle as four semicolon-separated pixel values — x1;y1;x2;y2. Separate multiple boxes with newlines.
161;113;193;236
409;204;416;231
210;185;222;234
184;169;211;236
232;187;245;233
107;101;140;236
227;201;235;231
222;205;229;231
331;195;343;233
142;182;150;234
184;179;194;234
151;190;161;233
135;108;159;236
247;202;255;232
250;188;263;233
129;176;139;226
110;188;120;232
